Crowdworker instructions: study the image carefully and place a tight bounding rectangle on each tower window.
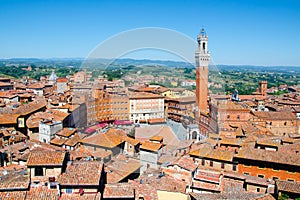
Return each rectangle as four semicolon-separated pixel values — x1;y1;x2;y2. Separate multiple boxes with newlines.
202;42;206;50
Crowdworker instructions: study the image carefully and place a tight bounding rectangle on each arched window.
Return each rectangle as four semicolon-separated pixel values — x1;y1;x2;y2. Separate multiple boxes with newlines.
192;131;197;140
202;42;206;50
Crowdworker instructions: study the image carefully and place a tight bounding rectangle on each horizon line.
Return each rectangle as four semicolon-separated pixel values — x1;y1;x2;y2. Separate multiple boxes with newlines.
0;57;300;67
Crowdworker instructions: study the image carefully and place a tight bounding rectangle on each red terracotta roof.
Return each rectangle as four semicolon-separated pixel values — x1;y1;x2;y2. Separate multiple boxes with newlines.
140;141;163;152
148;118;165;124
103;183;134;199
26;110;69;129
50;137;68;146
129;92;164;99
55;128;76;137
235;147;300;166
56;77;68;83
0;191;26;200
27;151;66;166
13;99;47;116
60;193;100;200
190;147;234;162
189;192;275;200
252;111;296;120
27;82;45;89
105;156;141;183
82;129;123;148
276;180;300;194
58;161;102;186
168;156;197;172
64;133;82;147
0;114;19;125
26;187;58;200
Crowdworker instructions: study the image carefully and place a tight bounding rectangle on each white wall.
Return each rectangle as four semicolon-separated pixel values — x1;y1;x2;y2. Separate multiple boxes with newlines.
39;121;62;143
140;150;158;172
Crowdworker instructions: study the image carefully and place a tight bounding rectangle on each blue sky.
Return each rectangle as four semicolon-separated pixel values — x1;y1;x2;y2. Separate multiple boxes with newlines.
0;0;300;66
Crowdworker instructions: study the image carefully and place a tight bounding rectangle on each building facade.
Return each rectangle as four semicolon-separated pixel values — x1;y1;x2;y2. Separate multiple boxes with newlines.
166;97;196;124
129;92;164;123
39;120;63;143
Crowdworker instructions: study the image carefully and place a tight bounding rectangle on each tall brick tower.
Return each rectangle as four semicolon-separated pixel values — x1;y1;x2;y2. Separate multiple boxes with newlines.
259;81;268;96
195;28;210;118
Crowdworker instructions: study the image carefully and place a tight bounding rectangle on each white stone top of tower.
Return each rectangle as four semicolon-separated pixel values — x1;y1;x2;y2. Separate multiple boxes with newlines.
195;27;210;67
196;27;210;54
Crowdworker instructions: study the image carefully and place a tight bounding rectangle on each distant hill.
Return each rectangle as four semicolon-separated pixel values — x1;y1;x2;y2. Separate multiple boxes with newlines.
217;65;300;73
0;58;299;72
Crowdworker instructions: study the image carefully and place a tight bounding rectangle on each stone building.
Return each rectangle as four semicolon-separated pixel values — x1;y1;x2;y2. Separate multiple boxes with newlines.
39;120;62;143
129;92;164;123
250;111;298;136
139;140;165;172
27;150;67;187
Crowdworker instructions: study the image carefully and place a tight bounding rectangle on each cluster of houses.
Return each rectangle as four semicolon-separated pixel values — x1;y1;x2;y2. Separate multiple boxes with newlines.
0;68;300;199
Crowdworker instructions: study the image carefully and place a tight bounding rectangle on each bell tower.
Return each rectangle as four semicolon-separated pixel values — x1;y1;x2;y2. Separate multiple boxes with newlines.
259;81;268;96
195;28;210;117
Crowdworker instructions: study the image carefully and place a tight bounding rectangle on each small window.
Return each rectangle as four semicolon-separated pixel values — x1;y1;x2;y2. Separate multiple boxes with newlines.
227;115;230;120
269;122;272;126
210;161;213;167
257;188;260;192
202;159;205;166
287;179;294;182
237;115;240;120
258;165;265;169
66;188;72;194
221;163;225;169
244;172;250;175
258;174;264;178
35;167;44;176
233;165;237;171
284;122;287;126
